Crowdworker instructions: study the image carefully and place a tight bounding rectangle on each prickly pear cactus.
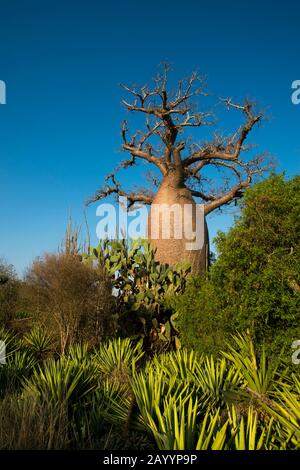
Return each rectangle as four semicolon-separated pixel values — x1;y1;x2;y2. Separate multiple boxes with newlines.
83;239;190;350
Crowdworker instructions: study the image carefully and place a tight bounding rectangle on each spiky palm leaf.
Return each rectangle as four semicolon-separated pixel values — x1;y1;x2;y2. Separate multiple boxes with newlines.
98;378;145;431
22;327;53;359
152;348;202;381
263;374;300;449
0;350;37;395
131;366;190;426
23;358;97;405
192;356;242;411
93;337;144;378
140;393;228;450
227;405;276;450
222;332;279;397
196;409;229;450
67;343;90;363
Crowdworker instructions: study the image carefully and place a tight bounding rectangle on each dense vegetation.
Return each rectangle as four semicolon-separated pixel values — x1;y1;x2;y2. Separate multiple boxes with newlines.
176;174;300;359
0;331;300;449
0;174;299;450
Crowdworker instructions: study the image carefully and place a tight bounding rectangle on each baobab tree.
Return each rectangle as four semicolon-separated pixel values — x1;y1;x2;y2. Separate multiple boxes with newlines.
89;66;270;273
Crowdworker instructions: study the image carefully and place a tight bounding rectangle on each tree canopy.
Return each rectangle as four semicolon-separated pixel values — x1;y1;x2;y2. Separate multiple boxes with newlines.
89;65;271;214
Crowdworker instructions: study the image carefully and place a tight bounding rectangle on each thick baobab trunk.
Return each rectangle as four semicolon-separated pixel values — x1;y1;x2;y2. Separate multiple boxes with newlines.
148;173;209;274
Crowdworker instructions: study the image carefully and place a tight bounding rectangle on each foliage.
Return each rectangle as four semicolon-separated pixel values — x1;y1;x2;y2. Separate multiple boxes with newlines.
176;174;300;359
23;357;97;405
0;350;37;396
0;326;19;357
140;395;228;450
192;356;242;412
152;348;200;381
263;374;300;448
127;337;293;450
227;406;276;450
84;238;190;351
222;331;281;397
22;326;54;360
94;337;144;379
0;329;299;450
174;275;227;355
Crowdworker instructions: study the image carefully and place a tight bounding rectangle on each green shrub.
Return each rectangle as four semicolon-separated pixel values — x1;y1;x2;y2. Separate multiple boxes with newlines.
175;276;230;355
176;174;300;359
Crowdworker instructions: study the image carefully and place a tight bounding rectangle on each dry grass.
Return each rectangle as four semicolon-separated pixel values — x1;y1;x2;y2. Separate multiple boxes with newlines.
0;391;70;449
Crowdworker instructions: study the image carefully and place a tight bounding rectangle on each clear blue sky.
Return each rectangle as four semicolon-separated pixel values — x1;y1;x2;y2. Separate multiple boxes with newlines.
0;0;299;276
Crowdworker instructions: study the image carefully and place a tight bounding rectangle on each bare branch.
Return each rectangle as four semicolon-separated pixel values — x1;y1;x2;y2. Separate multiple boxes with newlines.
120;68;209;169
87;174;154;207
122;143;167;174
210;160;242;179
204;178;251;214
190;190;215;202
121;120;167;174
183;100;263;167
185;160;209;178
